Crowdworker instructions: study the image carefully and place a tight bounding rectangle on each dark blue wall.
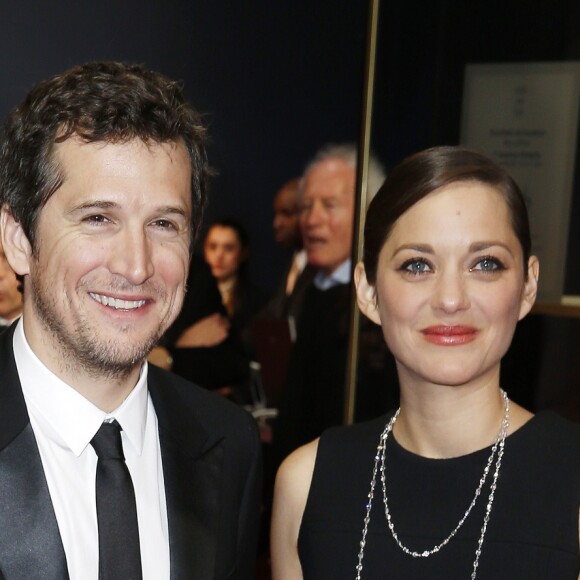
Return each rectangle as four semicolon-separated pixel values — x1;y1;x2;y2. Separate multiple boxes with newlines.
1;0;578;292
0;1;367;292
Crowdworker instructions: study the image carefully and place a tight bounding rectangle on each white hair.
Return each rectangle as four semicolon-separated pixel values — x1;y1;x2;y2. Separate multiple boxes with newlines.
300;143;386;207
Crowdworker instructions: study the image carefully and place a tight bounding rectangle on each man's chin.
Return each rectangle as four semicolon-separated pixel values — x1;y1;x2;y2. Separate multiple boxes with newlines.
79;340;156;379
306;254;330;271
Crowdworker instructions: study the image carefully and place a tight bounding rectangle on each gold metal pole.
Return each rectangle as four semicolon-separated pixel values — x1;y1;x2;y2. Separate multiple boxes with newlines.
344;0;381;425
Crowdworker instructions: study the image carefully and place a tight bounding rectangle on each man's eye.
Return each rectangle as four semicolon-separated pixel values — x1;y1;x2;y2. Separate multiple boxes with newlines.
400;258;431;275
84;214;110;224
152;219;177;231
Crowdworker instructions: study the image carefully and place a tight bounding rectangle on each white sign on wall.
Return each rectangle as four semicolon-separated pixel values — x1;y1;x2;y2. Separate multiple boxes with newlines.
461;62;580;303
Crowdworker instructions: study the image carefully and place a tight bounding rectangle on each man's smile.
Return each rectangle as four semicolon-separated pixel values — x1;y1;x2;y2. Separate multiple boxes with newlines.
89;292;147;311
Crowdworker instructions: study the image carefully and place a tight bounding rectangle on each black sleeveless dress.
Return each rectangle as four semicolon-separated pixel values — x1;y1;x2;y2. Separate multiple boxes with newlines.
298;411;580;579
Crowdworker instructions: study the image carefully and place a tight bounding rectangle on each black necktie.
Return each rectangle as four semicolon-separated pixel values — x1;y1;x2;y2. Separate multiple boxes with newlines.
90;420;143;580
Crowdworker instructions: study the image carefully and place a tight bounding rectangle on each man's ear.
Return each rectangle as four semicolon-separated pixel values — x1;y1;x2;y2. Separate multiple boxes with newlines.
1;205;33;276
354;261;381;325
518;255;539;321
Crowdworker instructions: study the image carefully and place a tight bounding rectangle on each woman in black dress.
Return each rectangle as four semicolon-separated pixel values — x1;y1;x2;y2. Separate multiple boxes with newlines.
204;218;268;358
271;146;580;579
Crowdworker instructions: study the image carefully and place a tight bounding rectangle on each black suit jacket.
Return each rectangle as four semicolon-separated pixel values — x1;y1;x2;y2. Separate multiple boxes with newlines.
0;325;261;579
272;282;351;463
260;259;316;323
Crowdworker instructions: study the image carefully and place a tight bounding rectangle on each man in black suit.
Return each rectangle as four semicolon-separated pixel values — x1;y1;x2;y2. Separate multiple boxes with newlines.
0;61;261;579
272;144;386;458
266;177;315;324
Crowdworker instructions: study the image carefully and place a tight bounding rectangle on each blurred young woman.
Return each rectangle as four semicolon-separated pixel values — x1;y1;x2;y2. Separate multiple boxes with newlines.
271;147;580;579
204;218;268;357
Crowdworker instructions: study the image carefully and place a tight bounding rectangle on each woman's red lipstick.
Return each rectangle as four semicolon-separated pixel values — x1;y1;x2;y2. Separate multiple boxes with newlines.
421;325;478;345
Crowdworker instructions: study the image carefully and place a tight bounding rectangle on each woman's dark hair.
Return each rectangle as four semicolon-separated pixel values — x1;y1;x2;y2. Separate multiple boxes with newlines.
363;146;532;284
0;60;210;249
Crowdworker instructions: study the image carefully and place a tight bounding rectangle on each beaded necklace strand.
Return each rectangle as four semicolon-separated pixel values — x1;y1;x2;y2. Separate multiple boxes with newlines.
356;390;510;580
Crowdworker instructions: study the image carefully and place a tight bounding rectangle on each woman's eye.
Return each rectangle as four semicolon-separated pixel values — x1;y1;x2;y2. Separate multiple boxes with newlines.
471;257;504;272
400;258;431;275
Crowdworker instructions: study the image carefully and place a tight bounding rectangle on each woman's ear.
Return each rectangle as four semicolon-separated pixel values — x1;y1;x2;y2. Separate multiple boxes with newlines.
354;261;381;325
0;205;33;277
518;255;539;320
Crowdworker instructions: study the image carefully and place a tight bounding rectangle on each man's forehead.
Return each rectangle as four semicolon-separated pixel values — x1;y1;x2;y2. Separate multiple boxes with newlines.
52;134;187;160
305;158;354;185
303;161;355;199
45;138;193;216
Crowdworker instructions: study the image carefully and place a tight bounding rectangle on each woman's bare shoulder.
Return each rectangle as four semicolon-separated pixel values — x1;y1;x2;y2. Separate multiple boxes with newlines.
278;439;319;485
271;439;320;580
274;438;320;525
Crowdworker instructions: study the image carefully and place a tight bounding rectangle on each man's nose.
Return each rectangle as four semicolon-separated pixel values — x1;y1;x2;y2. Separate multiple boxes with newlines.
304;202;324;227
107;227;154;285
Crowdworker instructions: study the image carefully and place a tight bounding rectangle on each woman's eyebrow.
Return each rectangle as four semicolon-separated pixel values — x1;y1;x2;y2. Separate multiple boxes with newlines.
391;243;434;258
469;241;515;256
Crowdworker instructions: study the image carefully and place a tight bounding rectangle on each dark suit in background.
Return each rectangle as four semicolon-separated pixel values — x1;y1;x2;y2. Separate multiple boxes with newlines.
272;281;351;463
261;259;316;324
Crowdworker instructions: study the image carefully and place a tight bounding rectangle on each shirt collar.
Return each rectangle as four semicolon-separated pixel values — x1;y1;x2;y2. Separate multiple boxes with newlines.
313;259;352;290
294;248;308;272
0;314;20;326
13;318;149;457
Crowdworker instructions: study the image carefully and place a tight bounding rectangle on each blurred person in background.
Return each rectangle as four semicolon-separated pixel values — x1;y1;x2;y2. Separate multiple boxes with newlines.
204;218;269;359
0;235;23;328
271;143;386;474
265;178;315;323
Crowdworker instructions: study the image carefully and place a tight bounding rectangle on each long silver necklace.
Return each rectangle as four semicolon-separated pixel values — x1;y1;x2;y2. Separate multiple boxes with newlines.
356;389;510;580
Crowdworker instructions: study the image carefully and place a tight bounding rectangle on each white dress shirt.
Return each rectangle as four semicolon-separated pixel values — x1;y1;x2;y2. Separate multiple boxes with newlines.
285;248;308;295
13;319;170;580
0;314;20;327
313;258;352;290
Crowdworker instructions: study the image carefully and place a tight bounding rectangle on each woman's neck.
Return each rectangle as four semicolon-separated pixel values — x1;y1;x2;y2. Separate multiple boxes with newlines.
218;276;237;316
393;380;532;459
217;276;236;293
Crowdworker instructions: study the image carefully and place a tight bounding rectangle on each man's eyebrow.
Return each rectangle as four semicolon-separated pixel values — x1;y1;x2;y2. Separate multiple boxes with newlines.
155;205;190;219
69;200;118;213
68;201;190;219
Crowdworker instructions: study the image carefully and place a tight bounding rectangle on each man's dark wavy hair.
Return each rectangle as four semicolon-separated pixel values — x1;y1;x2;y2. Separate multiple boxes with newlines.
0;60;209;249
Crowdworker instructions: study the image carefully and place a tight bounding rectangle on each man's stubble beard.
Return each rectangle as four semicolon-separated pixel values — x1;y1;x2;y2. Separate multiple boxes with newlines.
30;272;169;382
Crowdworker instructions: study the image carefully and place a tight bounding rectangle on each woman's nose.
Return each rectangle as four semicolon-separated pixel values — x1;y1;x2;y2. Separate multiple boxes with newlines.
431;270;470;313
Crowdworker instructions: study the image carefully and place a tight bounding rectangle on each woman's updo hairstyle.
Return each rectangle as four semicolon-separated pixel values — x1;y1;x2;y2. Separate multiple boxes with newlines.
362;146;531;285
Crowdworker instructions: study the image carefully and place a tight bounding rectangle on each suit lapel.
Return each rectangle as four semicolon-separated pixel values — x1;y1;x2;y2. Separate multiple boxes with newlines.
148;370;225;580
0;326;230;579
0;425;69;579
0;325;69;579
